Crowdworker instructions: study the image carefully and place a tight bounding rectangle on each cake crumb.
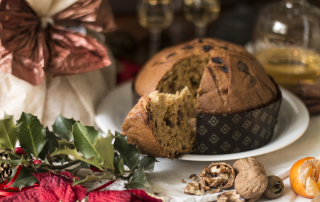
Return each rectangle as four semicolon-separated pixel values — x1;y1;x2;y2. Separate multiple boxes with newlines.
182;179;186;183
189;174;197;180
209;189;221;194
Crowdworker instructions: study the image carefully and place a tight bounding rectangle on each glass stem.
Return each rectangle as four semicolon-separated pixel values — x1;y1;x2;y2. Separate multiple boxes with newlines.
195;25;206;39
149;31;161;57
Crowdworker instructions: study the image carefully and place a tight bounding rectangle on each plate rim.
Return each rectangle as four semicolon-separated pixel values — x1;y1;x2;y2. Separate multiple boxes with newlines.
95;82;310;161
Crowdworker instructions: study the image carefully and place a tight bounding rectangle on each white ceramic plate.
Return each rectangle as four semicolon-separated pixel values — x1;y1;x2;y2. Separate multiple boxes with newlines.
95;81;309;161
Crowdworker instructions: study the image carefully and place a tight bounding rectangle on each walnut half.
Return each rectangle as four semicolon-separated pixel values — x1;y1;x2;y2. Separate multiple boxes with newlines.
198;163;235;190
184;180;205;195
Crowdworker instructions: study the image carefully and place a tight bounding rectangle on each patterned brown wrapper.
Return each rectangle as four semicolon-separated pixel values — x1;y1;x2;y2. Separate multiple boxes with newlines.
196;89;282;154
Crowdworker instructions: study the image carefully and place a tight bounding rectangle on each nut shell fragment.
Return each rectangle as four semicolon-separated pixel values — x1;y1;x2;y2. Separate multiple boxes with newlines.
233;158;266;174
217;191;245;202
199;163;235;190
234;167;268;201
184;180;204;195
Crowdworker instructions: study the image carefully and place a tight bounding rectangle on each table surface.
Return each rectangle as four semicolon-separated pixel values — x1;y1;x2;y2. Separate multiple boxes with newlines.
141;115;320;202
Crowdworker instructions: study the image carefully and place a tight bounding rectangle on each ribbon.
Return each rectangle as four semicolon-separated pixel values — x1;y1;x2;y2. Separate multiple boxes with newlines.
0;166;116;198
0;166;39;197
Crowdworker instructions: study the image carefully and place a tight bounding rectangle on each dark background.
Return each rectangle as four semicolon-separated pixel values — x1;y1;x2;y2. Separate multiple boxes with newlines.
105;0;320;82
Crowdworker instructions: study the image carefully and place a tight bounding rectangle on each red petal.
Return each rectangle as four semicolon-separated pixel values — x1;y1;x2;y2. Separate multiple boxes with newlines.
126;190;164;202
0;187;40;202
39;175;75;202
72;185;87;201
88;190;133;202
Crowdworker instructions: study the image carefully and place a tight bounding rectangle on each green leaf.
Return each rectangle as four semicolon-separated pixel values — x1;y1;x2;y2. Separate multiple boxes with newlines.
95;131;114;171
139;156;158;172
72;172;113;186
17;113;47;158
52;115;75;142
72;122;100;159
7;167;38;190
125;170;150;189
38;128;60;160
51;140;104;171
118;159;124;175
0;115;18;151
66;161;90;175
114;131;139;170
113;152;121;174
1;153;23;168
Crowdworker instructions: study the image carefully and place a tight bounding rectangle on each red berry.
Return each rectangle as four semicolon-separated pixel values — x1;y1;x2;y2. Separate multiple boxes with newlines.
15;147;24;155
34;160;42;165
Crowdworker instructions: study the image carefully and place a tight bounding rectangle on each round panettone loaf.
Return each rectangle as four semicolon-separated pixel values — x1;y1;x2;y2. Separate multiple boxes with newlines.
134;38;278;114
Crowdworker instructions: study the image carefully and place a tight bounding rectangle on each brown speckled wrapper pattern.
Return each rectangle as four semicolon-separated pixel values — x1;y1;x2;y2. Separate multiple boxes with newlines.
196;89;282;154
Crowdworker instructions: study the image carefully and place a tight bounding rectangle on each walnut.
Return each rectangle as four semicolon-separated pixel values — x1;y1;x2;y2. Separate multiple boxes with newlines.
234;167;268;202
233;158;266;174
217;191;245;202
184;180;204;195
199;163;235;190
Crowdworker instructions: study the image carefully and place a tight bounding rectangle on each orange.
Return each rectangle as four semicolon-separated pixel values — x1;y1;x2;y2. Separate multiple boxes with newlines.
290;157;320;198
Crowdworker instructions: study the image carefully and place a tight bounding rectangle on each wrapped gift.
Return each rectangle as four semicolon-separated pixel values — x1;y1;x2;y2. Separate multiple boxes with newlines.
0;0;116;126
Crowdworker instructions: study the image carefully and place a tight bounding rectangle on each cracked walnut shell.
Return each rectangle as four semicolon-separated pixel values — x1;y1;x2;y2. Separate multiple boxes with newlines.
184;180;205;195
233;158;266;174
199;163;235;190
217;191;245;202
234;167;268;201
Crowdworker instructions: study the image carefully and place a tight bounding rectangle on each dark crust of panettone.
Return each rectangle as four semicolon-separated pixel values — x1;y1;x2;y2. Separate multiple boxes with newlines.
134;38;278;114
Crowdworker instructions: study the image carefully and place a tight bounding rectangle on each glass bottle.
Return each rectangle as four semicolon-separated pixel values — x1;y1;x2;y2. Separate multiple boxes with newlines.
253;0;320;88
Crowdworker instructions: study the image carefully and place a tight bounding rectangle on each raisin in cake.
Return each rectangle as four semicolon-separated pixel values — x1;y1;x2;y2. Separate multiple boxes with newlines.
122;87;194;159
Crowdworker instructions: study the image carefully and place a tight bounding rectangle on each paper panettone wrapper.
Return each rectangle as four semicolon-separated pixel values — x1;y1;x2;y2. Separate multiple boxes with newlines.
196;89;282;154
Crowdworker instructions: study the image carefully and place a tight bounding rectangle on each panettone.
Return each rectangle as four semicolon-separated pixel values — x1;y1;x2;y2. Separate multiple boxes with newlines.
122;38;280;158
122;87;194;159
134;38;278;115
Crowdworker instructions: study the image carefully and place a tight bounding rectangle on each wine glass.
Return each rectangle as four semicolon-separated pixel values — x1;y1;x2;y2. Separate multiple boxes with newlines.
137;0;174;57
183;0;220;39
253;0;320;88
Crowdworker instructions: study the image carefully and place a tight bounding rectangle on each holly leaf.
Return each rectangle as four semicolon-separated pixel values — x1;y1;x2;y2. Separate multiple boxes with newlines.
50;140;104;171
1;153;23;168
95;131;114;171
66;161;90;175
52;114;75;142
17;113;47;158
125;170;150;189
118;159;124;175
0;115;18;151
114;131;139;170
72;122;100;159
7;167;38;190
113;152;121;174
139;156;158;172
38;128;60;160
72;172;114;186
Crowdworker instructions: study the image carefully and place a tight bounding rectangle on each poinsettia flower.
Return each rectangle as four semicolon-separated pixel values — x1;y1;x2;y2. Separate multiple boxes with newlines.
0;171;87;202
33;171;87;202
88;189;165;202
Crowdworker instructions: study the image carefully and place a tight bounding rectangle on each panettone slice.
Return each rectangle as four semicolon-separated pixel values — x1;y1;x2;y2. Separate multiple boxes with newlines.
121;87;195;159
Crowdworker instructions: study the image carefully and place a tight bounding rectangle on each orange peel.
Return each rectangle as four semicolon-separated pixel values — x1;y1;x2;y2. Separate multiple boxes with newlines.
290;157;320;198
